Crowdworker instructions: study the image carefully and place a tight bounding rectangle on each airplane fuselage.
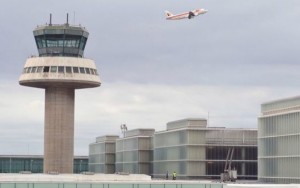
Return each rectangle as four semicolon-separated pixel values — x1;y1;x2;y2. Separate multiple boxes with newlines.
166;9;208;20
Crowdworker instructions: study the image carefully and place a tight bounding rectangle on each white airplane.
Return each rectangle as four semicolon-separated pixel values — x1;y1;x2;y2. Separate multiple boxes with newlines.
165;9;208;20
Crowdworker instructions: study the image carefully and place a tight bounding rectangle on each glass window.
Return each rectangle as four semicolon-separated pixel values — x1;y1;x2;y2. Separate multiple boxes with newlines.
35;36;47;48
94;69;98;75
41;39;46;48
66;66;72;73
64;35;81;48
75;40;80;48
58;66;64;73
73;67;79;73
37;66;43;73
90;69;95;75
85;68;90;74
43;66;50;73
64;40;72;47
58;40;64;47
35;37;42;48
26;67;32;73
43;34;64;48
23;68;27;73
50;66;57;73
31;67;37;73
79;37;87;50
64;40;80;48
47;40;58;47
79;67;85;74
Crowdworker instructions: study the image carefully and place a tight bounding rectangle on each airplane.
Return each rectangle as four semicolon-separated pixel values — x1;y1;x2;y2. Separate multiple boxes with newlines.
165;9;208;20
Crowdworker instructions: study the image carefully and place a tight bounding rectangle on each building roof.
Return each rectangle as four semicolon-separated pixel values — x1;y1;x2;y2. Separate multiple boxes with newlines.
166;118;207;130
261;95;300;115
95;135;120;143
124;128;155;138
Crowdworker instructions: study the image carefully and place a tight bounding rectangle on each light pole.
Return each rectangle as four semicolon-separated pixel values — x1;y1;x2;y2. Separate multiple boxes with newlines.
120;124;128;172
120;124;127;138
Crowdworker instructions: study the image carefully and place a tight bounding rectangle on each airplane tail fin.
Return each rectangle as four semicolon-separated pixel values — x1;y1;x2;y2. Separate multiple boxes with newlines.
164;10;173;17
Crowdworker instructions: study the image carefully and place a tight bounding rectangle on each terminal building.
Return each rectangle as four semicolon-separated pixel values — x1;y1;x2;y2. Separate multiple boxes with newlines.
89;118;257;180
89;135;119;173
0;155;88;173
153;119;257;180
115;129;154;175
258;96;300;183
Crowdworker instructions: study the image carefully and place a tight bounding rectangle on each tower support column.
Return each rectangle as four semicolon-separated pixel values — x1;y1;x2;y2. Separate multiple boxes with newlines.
44;87;75;173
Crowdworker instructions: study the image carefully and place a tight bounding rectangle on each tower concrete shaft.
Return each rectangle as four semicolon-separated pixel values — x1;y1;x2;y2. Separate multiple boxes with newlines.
44;87;74;173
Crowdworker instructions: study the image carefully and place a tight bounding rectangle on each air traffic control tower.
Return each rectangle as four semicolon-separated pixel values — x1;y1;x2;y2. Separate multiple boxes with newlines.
19;16;101;173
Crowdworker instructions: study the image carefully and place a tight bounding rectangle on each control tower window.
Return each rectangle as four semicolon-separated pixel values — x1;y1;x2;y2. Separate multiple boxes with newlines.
79;37;87;50
27;67;32;73
58;66;65;73
85;68;90;74
73;67;79;73
43;66;50;73
35;36;47;48
93;69;97;75
65;35;81;48
79;67;85;74
50;66;57;73
66;66;72;73
44;34;64;48
31;67;37;73
58;40;64;47
64;40;76;48
23;68;27;74
37;66;43;73
47;40;58;47
36;34;84;49
90;69;95;75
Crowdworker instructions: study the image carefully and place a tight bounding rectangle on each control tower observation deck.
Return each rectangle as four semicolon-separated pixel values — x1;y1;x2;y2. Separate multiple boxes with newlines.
19;19;101;173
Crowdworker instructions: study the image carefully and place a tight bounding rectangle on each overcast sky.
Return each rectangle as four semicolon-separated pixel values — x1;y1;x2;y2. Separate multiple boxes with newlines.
0;0;300;155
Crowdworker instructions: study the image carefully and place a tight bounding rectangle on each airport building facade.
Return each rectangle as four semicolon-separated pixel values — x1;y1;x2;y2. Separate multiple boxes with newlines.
153;119;257;180
89;118;257;180
115;129;154;175
89;135;119;173
258;96;300;183
0;155;88;173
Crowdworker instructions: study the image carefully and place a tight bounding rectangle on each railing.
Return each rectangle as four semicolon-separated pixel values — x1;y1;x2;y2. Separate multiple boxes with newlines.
36;23;86;29
205;138;257;145
0;182;223;188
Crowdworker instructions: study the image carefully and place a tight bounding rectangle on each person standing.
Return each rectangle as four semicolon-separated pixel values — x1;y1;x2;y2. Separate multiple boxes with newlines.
172;171;176;180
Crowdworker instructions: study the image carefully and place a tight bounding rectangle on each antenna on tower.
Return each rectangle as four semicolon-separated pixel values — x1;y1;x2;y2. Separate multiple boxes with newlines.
49;13;52;26
66;13;69;25
73;11;76;25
